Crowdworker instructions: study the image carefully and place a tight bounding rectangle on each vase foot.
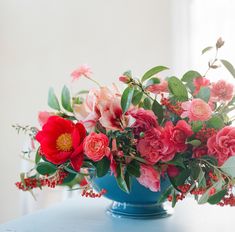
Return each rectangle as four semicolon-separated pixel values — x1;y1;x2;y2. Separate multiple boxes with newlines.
107;201;173;219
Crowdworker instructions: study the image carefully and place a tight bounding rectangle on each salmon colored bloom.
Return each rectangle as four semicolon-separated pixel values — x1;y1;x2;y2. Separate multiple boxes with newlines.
146;80;168;94
35;116;86;171
137;164;161;192
83;132;110;162
71;64;92;81
181;99;212;122
211;80;234;101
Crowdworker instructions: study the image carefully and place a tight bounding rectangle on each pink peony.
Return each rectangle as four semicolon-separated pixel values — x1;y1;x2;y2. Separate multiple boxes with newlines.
164;120;193;153
38;111;54;127
207;126;235;165
193;77;210;95
137;164;161;192
146;80;168;94
137;127;175;164
71;64;92;81
129;108;158;136
83;132;110;162
211;80;234;102
181;99;212;122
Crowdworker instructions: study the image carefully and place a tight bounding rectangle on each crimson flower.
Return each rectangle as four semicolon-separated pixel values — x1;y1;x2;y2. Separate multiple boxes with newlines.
35;116;86;171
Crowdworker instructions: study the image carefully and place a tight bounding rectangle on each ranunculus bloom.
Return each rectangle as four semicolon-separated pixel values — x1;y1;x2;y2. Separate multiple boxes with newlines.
129;108;158;136
146;80;168;94
193;77;210;95
207;126;235;165
164;120;193;153
38;111;54;127
83;132;110;162
137;127;175;164
137;164;161;192
193;146;208;158
74;85;133;131
35;116;86;171
211;80;234;102
181;99;212;122
71;64;92;81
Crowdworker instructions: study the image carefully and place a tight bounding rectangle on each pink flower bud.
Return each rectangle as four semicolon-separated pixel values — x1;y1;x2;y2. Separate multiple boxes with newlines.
119;75;131;84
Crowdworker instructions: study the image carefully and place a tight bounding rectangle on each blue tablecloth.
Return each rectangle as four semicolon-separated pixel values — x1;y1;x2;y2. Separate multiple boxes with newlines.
0;197;234;232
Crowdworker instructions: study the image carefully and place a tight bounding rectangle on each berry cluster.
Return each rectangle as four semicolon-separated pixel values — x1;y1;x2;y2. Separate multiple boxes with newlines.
195;126;217;143
219;194;235;206
81;188;107;198
161;97;183;116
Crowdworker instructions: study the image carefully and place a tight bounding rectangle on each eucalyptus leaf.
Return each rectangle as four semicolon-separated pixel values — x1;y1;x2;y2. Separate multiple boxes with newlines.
201;46;213;55
220;156;235;178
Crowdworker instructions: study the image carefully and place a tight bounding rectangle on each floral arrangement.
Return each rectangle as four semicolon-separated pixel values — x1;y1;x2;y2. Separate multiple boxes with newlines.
15;38;235;207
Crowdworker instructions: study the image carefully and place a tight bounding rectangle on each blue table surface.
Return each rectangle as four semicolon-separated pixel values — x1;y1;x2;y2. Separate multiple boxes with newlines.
0;197;234;232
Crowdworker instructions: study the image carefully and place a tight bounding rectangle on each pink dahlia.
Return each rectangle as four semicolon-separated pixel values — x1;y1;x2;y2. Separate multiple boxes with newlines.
137;164;161;192
211;80;234;102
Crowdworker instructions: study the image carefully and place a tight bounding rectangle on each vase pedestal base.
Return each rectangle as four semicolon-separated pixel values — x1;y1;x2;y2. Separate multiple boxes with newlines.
107;201;173;219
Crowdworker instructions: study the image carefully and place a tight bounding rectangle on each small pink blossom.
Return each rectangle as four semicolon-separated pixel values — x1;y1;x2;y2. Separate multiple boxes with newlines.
137;127;175;164
129;108;158;136
211;80;234;102
181;99;212;122
83;132;110;162
137;164;161;192
193;77;210;95
38;111;54;127
207;126;235;165
71;64;92;81
146;80;168;94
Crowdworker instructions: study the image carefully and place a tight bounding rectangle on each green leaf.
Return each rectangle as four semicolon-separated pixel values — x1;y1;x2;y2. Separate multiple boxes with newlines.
61;85;73;112
35;148;41;164
220;156;235;178
64;166;79;175
132;90;143;106
121;86;134;113
201;46;213;55
48;87;60;111
158;185;173;204
174;168;190;186
95;156;110;177
152;100;163;124
124;172;132;192
143;97;152;110
198;169;206;188
221;59;235;79
126;160;141;177
191;121;203;133
116;164;129;193
168;76;188;101
36;162;57;175
187;139;201;147
190;163;201;180
172;190;177;208
181;70;201;83
62;172;77;184
207;115;224;129
123;70;132;78
208;189;227;205
196;87;210;102
144;77;161;88
141;66;168;82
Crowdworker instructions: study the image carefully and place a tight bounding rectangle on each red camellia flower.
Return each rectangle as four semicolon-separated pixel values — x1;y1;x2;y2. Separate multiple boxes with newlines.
35;116;86;171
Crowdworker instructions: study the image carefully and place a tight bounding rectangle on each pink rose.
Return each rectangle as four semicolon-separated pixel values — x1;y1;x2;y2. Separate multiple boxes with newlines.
83;132;110;162
137;164;161;192
164;120;193;153
181;99;212;122
146;80;168;94
207;126;235;165
211;80;234;102
129;108;158;136
193;77;210;95
137;127;175;164
71;64;92;81
38;111;54;127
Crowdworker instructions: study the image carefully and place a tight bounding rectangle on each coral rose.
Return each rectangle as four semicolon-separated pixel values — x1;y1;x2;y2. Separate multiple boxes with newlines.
181;98;212;121
129;108;158;136
137;127;175;164
207;126;235;165
35;116;86;171
83;132;110;162
211;80;234;102
137;164;161;192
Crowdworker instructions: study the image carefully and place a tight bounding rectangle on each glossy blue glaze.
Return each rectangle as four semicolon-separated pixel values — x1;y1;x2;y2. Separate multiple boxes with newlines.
92;173;172;219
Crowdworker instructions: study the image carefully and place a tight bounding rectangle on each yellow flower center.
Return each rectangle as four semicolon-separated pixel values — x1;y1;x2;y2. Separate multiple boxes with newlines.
56;133;73;152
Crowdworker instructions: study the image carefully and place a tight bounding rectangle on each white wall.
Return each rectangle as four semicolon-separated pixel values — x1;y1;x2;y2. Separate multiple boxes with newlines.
0;0;176;223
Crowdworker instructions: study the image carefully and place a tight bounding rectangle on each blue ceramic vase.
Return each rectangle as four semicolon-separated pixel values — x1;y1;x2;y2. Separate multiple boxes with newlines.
92;172;172;219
